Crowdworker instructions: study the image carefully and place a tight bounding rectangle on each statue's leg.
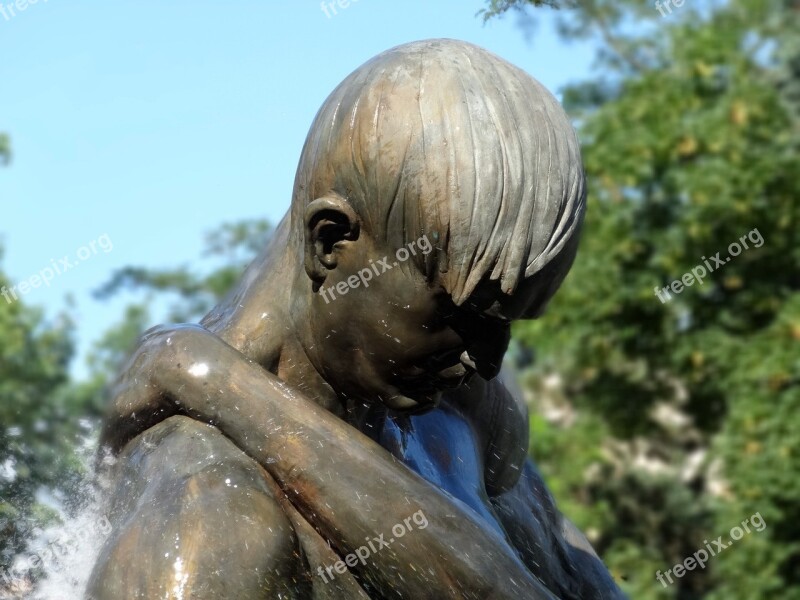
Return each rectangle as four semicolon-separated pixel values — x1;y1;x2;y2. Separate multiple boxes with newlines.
87;415;311;600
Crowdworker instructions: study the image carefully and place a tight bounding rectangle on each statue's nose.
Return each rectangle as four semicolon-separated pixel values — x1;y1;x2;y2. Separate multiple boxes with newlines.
460;323;510;380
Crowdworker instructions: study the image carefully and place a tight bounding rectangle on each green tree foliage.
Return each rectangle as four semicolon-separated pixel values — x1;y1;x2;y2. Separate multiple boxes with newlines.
78;218;273;410
79;219;272;404
479;0;567;21
0;218;270;584
0;134;9;165
0;134;95;577
0;262;82;568
487;0;800;598
95;219;271;323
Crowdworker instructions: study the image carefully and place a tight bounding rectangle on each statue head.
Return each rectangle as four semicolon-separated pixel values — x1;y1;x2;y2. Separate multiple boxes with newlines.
287;39;585;411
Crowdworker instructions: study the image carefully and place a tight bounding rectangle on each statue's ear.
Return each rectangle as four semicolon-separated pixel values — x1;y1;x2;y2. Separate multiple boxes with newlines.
304;195;360;285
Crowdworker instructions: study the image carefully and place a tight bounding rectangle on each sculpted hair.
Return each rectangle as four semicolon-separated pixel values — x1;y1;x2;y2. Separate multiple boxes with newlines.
291;39;586;305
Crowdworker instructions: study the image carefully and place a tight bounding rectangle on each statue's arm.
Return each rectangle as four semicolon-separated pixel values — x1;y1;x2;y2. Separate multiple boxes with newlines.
469;378;626;599
100;324;559;600
491;459;627;600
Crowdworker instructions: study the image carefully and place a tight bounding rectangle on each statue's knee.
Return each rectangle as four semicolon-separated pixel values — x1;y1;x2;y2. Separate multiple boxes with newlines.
91;417;309;598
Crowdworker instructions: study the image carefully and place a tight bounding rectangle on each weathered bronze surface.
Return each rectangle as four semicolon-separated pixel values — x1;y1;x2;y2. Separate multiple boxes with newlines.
88;39;626;599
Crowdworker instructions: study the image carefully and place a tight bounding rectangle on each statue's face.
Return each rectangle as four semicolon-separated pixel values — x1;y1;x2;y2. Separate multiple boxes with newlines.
303;219;547;412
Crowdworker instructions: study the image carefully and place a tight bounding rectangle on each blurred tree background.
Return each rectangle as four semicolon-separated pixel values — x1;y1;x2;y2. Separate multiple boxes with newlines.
1;0;798;597
0;135;9;164
487;0;800;598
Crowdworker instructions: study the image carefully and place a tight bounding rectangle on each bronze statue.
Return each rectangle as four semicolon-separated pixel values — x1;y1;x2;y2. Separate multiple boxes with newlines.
88;39;626;599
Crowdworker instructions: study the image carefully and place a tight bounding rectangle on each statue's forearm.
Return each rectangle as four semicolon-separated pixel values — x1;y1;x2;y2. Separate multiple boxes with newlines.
145;326;556;599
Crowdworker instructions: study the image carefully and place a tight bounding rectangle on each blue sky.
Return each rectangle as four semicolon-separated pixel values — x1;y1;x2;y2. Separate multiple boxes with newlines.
0;1;595;378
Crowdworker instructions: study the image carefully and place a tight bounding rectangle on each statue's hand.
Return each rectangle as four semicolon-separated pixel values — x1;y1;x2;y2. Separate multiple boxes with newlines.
99;323;247;453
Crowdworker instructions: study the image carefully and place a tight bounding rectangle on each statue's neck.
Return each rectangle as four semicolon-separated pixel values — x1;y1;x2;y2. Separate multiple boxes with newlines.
203;215;298;362
200;215;343;416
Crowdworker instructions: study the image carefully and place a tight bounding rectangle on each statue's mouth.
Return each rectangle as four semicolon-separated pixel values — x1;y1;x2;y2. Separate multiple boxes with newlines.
380;353;476;413
433;362;473;389
409;348;476;390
